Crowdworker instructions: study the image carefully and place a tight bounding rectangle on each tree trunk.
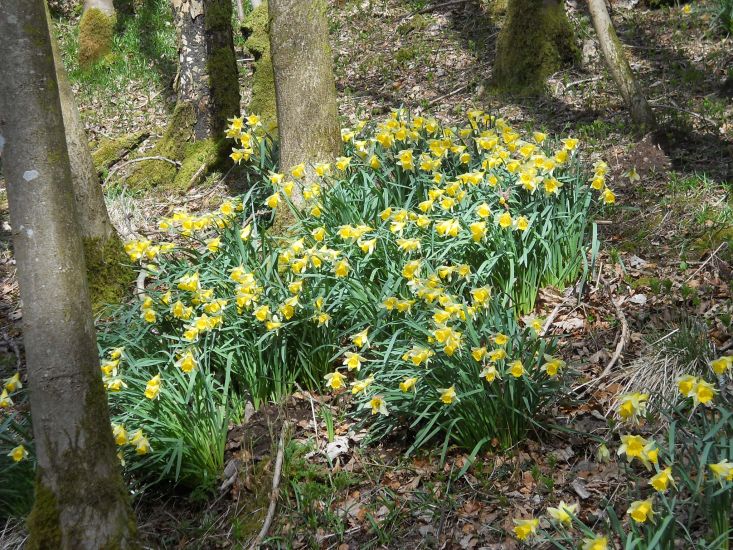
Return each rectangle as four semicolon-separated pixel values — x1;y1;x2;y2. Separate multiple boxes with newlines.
588;0;656;133
269;0;341;207
173;0;241;141
50;6;133;309
125;0;241;191
0;2;138;548
235;0;245;21
79;0;117;67
493;0;578;94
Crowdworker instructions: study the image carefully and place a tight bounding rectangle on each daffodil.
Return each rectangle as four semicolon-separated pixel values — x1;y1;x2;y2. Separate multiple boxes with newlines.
8;445;28;462
547;501;578;526
711;355;732;375
649;466;674;492
351;328;370;348
343;352;364;371
678;374;697;397
334;259;350;278
438;386;456;404
130;430;152;455
3;373;21;392
513;518;539;541
542;356;565;377
476;202;491;218
617;392;649;422
509;360;524;378
498;211;512;229
480;364;499;383
369;395;389;415
350;376;374;395
399;377;418;392
469;221;486;242
627;499;654;523
709;459;733;484
582;535;608;550
144;374;161;400
206;237;221;253
324;371;346;390
177;351;197;373
112;423;128;445
691;379;716;407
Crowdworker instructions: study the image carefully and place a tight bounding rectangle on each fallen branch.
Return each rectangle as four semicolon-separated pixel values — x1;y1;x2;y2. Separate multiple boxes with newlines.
540;286;578;337
428;83;471;106
252;421;289;549
103;156;181;186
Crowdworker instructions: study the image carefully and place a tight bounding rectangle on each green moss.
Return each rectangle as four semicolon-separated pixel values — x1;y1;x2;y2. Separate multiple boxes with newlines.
91;132;147;171
492;0;578;95
84;235;134;311
244;3;278;133
693;225;733;260
26;481;62;550
207;46;241;136
171;139;223;191
79;8;116;68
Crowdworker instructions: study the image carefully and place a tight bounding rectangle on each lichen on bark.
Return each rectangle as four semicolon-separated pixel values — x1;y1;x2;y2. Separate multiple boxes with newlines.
492;0;578;95
79;7;116;68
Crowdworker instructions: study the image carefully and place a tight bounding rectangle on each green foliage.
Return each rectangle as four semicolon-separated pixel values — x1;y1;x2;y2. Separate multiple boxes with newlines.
55;0;176;97
713;0;733;35
0;393;34;519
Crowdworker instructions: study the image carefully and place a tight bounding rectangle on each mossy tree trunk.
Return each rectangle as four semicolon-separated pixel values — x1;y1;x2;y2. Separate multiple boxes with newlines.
173;0;241;140
269;0;341;216
493;0;578;94
242;2;277;133
0;2;138;548
79;0;117;68
126;0;241;191
588;0;656;133
50;6;133;308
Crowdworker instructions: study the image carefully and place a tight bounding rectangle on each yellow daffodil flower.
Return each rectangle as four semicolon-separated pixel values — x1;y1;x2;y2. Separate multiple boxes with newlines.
513;518;539;541
324;371;346;390
627;499;654;523
438;386;456;405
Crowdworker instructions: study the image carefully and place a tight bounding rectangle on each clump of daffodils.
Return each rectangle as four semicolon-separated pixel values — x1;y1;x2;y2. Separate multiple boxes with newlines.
96;109;615;483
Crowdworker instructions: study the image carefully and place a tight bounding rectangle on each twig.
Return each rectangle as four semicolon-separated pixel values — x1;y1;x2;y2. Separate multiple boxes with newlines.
103;156;181;186
561;76;603;93
596;279;629;381
540;286;577;337
252;421;289;549
187;163;208;189
684;241;728;283
428;83;471;106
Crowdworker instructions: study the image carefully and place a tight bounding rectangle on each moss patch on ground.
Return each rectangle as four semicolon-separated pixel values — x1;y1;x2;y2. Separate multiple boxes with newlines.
91;131;147;172
79;7;116;68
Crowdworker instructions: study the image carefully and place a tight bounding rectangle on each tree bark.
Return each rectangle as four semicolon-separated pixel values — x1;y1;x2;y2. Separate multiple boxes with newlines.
269;0;341;206
493;0;578;94
79;0;117;67
0;2;138;548
588;0;656;133
172;0;241;141
51;10;117;244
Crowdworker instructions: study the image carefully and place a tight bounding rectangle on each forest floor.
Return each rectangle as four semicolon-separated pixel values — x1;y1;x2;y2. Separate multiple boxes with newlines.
0;0;732;548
